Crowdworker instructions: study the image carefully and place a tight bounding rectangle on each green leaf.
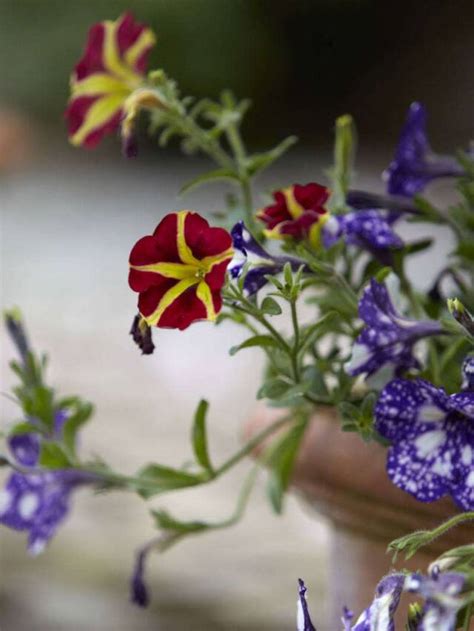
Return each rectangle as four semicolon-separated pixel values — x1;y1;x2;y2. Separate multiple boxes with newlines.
152;508;209;534
456;241;474;262
256;378;292;400
180;168;240;195
244;136;297;177
135;464;201;499
8;421;40;436
266;420;307;514
404;238;433;256
191;399;213;473
260;296;282;316
268;382;311;407
39;442;71;469
229;335;278;356
62;401;94;456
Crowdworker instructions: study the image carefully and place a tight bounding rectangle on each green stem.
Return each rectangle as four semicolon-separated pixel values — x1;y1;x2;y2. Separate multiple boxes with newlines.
290;299;301;382
463;601;473;631
389;512;474;560
213;414;291;477
181;115;232;168
225;122;257;233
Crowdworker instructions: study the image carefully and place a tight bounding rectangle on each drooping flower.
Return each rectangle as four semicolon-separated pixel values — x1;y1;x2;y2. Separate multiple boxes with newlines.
128;211;234;330
347;278;442;378
229;221;308;294
66;13;156;149
129;313;155;355
405;570;465;630
375;376;474;509
0;415;97;554
323;209;403;264
383;102;463;197
256;182;330;247
297;579;317;631
350;573;405;631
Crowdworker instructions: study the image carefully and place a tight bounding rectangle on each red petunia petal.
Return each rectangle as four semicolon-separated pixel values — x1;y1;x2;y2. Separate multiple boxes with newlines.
194;227;233;259
75;23;107;81
182;212;210;258
65;96;100;136
158;287;207;330
116;13;144;56
152;214;180;263
293;182;329;212
279;210;323;238
137;280;177;319
205;259;232;290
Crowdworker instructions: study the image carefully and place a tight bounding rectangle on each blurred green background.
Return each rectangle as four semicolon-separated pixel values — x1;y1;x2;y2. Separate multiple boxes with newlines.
1;0;473;152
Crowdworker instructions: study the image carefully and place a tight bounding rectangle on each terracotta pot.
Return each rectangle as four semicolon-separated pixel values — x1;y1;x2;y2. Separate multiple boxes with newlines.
247;405;473;628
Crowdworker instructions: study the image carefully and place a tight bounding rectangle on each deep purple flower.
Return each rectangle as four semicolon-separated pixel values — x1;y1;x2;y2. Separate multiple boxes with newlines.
323;210;403;264
230;221;308;295
347;278;442;378
375;378;474;509
405;570;465;630
0;414;96;554
297;579;317;631
130;543;151;607
350;573;405;631
384;102;463;197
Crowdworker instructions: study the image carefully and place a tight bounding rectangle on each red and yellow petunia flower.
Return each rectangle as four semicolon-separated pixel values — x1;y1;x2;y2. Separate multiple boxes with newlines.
257;182;330;247
128;212;234;330
65;12;156;148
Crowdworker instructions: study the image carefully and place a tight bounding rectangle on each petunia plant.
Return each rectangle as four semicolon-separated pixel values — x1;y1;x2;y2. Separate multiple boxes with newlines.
3;10;474;629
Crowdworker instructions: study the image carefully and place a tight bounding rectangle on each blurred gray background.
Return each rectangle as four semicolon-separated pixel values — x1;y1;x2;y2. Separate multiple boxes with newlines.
0;1;471;629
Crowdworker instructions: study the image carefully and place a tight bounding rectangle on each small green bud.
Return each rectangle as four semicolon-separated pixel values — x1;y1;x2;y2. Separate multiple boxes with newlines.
407;602;423;630
447;298;474;336
148;69;167;85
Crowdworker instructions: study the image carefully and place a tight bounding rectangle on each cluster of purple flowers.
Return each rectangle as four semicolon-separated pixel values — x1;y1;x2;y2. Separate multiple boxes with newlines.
299;567;466;631
0;414;96;554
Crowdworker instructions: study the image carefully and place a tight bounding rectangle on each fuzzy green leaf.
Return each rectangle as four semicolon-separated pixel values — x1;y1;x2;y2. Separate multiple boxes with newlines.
135;464;201;499
229;335;278;356
261;296;282;316
266;420;307;514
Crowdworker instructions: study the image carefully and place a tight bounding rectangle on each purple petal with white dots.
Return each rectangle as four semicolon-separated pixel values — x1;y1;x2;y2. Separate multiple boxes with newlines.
351;574;405;631
297;579;316;631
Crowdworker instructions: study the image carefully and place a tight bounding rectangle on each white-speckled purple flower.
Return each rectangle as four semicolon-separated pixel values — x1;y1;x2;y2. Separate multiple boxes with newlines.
0;415;97;554
346;278;442;379
383;102;463;198
323;210;403;264
350;573;405;631
405;570;465;630
375;378;474;509
230;221;308;295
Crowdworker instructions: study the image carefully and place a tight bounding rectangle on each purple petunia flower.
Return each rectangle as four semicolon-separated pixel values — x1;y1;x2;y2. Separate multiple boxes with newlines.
346;278;442;378
297;579;317;631
405;570;465;630
350;573;405;631
375;377;474;509
323;210;403;264
0;414;97;554
383;102;464;197
230;221;308;294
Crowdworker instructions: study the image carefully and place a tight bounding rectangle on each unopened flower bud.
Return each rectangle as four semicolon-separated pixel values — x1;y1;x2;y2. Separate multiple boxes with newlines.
448;298;474;335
